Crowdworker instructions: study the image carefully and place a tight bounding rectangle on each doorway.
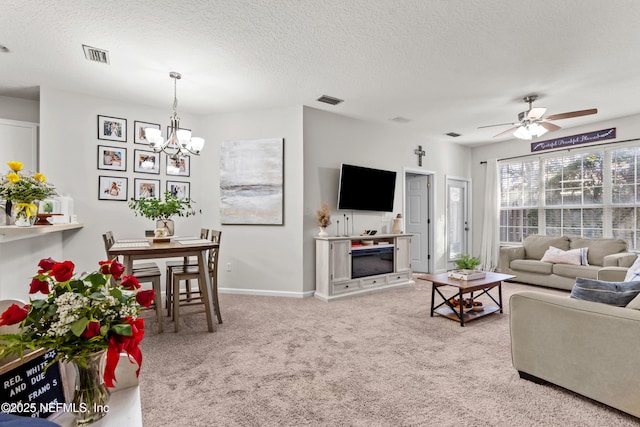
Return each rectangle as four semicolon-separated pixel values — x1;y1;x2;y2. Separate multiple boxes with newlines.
404;169;434;273
446;176;471;269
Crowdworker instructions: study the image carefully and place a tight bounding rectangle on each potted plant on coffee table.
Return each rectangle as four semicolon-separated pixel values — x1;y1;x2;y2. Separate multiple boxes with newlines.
449;254;485;280
128;191;199;236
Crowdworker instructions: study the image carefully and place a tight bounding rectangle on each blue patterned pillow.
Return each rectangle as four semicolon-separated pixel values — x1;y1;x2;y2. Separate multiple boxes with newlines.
570;277;640;306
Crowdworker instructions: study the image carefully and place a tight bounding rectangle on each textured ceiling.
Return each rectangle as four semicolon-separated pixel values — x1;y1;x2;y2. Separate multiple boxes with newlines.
2;0;640;146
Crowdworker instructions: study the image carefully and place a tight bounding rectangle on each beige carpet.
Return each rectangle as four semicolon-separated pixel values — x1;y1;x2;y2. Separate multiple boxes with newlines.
138;280;639;426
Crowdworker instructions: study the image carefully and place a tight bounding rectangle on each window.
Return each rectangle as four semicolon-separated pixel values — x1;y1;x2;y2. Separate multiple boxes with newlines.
499;145;640;249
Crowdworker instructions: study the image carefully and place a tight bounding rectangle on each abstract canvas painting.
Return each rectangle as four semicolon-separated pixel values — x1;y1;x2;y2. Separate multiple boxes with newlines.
220;138;283;225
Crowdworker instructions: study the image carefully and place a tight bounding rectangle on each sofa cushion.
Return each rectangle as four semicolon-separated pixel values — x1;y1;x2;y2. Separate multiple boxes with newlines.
540;246;582;265
569;237;627;266
626;293;640;310
552;264;600;279
523;235;570;260
570;277;640;306
510;259;552;274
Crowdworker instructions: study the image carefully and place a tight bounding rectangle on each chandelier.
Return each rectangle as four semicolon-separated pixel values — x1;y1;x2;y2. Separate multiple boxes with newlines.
144;72;204;159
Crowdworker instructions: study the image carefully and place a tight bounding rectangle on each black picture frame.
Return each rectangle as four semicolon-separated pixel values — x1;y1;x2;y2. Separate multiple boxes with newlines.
166;126;191;148
97;145;127;171
166;180;190;200
134;178;161;200
97;115;127;142
134;121;161;145
166;154;190;177
98;175;128;201
133;149;160;174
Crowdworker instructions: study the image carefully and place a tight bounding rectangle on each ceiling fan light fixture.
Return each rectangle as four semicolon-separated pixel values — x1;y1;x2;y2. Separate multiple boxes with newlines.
514;126;532;140
528;122;548;138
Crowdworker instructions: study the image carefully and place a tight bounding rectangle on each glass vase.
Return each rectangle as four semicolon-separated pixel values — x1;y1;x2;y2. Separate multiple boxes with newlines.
156;219;175;236
11;200;38;227
71;351;111;426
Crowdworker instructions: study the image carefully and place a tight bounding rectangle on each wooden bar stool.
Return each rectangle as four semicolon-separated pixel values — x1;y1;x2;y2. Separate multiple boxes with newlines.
169;230;222;332
102;231;164;333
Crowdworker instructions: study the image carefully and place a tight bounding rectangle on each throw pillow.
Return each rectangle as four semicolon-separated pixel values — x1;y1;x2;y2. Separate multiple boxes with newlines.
540;246;582;265
624;256;640;282
626;293;640;310
570;277;640;306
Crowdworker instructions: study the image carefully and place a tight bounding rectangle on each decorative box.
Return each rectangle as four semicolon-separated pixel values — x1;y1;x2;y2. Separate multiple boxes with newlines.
447;270;486;281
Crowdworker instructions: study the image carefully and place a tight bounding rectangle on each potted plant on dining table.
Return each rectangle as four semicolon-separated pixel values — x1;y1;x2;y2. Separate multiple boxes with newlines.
128;191;199;236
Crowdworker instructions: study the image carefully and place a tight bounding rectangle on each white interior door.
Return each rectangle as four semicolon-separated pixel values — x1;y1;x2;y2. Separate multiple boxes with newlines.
405;172;432;273
446;177;471;268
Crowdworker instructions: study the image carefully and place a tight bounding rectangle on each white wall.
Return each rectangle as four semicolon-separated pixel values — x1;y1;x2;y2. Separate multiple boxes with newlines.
39;86;204;274
302;106;472;280
470;113;640;255
199;106;306;296
0;96;39;123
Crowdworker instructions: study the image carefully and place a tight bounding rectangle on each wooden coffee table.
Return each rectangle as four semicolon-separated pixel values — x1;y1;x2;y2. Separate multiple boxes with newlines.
422;271;515;326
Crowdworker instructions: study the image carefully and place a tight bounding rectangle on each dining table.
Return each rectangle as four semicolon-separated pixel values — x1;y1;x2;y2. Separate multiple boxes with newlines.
108;236;218;332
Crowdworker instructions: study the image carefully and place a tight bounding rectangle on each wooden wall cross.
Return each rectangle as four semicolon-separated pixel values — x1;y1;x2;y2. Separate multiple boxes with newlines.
414;145;426;166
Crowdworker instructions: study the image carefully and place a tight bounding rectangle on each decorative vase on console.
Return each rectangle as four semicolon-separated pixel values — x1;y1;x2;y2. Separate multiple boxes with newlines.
0;161;57;227
392;213;403;234
316;203;332;237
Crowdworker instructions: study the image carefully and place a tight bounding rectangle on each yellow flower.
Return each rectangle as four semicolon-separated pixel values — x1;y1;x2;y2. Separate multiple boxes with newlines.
33;173;46;182
7;173;19;183
7;161;23;172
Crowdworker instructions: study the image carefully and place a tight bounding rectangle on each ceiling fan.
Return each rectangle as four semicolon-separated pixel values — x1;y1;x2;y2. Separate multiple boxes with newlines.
479;95;598;140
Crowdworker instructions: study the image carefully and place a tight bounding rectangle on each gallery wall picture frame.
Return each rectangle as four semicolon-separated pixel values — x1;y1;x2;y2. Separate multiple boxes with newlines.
166;154;190;177
98;175;128;201
134;121;161;145
133;149;160;174
97;115;127;142
97;145;127;171
166;180;190;201
134;178;161;200
220;138;284;225
166;126;191;148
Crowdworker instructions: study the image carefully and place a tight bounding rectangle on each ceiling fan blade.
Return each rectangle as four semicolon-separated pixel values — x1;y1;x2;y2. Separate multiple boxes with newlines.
539;122;562;132
527;107;546;120
478;122;518;129
545;108;598;121
493;126;521;138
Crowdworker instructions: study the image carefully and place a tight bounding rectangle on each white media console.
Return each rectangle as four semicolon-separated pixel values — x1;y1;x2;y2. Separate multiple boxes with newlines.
314;234;414;302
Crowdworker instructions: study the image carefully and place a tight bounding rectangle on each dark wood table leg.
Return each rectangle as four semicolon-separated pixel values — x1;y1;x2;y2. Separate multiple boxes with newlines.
430;283;436;317
459;289;464;327
498;282;503;313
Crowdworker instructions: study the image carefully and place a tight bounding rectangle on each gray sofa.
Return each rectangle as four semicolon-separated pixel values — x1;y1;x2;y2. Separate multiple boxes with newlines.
510;291;640;418
499;235;636;290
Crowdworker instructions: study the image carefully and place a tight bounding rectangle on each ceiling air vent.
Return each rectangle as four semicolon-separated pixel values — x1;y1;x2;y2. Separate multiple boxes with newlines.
316;95;344;105
82;44;110;64
446;132;462;137
390;116;411;123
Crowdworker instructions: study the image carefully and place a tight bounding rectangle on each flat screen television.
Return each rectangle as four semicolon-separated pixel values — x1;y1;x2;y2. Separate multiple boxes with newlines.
337;164;396;212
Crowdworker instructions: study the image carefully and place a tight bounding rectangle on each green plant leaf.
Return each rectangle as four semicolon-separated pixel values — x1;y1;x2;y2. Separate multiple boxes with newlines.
111;324;132;336
70;318;89;337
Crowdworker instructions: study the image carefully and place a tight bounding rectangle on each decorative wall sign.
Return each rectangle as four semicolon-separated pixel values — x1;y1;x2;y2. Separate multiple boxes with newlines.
530;128;616;152
97;115;127;142
134;121;160;145
220;138;284;225
98;175;128;201
97;145;127;171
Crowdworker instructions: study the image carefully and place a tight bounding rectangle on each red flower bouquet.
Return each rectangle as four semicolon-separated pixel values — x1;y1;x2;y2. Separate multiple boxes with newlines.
0;258;152;388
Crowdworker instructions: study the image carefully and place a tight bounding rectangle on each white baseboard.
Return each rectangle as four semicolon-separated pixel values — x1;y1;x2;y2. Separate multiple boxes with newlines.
218;287;315;298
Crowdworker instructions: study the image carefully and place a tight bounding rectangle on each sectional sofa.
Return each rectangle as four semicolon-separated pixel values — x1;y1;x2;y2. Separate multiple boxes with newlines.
499;235;636;290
